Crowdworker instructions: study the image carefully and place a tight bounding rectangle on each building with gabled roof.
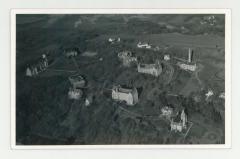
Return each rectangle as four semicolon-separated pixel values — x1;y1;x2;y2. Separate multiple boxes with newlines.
118;51;137;67
68;74;86;89
137;60;162;77
112;85;138;106
170;109;188;132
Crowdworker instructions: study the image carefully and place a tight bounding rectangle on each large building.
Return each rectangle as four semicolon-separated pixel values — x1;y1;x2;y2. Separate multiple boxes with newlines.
112;85;138;106
137;61;162;77
118;51;137;67
170;109;188;133
25;54;49;77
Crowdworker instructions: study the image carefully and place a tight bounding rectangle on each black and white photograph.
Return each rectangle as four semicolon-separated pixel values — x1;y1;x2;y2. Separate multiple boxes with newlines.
11;9;231;148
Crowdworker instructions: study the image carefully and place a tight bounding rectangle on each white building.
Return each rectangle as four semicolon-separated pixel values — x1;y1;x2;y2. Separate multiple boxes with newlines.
219;92;225;99
85;95;93;106
68;88;82;100
112;85;138;106
137;42;152;49
108;37;120;44
177;62;197;71
170;109;187;133
137;61;162;77
205;89;214;100
164;54;170;61
118;51;137;67
26;67;33;77
161;106;173;117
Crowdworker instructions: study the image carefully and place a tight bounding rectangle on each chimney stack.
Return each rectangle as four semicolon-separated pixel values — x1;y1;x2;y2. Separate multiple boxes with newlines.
188;48;193;63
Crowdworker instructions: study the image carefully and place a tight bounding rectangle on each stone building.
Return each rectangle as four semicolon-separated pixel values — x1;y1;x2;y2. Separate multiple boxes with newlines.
177;48;197;72
68;88;83;100
170;109;188;133
68;74;86;89
112;85;138;106
118;51;137;67
137;61;162;77
25;54;48;77
177;62;197;71
161;106;173;118
64;48;79;58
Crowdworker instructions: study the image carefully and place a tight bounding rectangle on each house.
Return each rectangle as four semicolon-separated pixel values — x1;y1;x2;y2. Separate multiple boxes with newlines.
68;74;86;89
177;62;197;71
161;106;173;118
85;95;93;106
118;51;137;66
170;109;188;132
112;85;138;105
25;54;49;77
64;48;79;58
205;89;214;100
137;42;152;49
68;88;82;100
137;61;162;77
219;92;225;99
164;54;170;61
65;50;78;58
108;37;120;44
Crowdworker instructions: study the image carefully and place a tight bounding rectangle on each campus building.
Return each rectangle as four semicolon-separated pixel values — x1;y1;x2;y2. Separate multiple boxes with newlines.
118;51;137;67
137;60;162;77
170;109;188;133
112;85;138;106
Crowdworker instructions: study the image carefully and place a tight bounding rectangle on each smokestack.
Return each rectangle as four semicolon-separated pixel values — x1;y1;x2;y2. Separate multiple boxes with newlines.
188;48;193;63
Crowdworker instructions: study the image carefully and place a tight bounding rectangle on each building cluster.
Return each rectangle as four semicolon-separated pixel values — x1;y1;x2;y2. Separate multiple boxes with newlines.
200;15;217;26
177;48;197;72
68;74;86;100
25;54;49;77
118;51;137;67
137;60;162;77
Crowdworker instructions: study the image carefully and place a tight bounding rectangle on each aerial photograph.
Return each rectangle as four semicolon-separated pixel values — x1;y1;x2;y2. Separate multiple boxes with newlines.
15;14;225;145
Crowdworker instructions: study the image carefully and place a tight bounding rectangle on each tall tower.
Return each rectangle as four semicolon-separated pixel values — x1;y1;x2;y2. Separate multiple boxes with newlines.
181;109;187;128
188;48;193;63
